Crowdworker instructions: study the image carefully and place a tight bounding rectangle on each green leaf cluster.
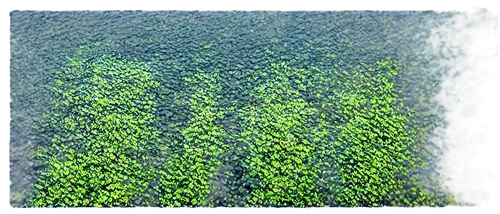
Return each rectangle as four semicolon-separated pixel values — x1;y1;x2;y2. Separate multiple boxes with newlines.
26;54;160;207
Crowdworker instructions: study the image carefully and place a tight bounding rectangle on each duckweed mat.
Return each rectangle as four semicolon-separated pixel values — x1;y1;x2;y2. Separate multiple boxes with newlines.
11;11;456;207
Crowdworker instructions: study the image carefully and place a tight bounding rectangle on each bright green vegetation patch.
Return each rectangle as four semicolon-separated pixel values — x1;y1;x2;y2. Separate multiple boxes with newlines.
332;60;422;206
26;54;160;207
25;52;456;207
156;68;228;207
12;11;457;207
237;63;326;206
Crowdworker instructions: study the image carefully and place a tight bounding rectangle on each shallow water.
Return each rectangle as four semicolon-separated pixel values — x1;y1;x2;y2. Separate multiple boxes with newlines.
10;10;488;207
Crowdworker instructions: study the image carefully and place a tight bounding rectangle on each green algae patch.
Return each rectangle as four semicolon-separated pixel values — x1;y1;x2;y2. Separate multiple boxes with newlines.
26;54;160;207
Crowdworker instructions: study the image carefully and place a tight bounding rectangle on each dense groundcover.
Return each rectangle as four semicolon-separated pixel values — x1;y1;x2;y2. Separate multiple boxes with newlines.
11;11;457;207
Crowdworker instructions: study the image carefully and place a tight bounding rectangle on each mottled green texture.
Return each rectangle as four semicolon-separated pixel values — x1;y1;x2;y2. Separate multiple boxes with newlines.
11;11;457;207
156;68;228;207
237;63;325;206
332;60;415;206
26;54;160;207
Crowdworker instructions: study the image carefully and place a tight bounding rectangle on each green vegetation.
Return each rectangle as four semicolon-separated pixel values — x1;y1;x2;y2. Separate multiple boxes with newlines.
12;11;457;208
237;62;325;207
156;68;228;207
26;54;160;207
25;53;455;207
331;60;414;206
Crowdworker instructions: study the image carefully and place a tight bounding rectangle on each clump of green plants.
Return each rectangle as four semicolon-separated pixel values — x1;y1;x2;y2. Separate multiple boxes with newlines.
12;12;459;208
156;68;228;207
236;62;327;207
329;59;412;206
26;54;160;207
24;49;455;207
328;58;454;207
